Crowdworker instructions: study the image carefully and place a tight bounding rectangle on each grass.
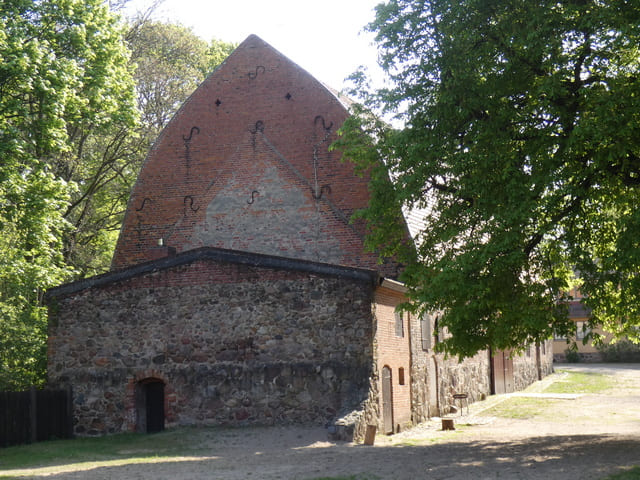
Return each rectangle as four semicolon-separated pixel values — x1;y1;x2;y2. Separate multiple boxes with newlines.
481;369;614;421
546;370;613;394
482;396;556;419
0;426;221;477
307;476;380;480
395;429;467;446
602;466;640;479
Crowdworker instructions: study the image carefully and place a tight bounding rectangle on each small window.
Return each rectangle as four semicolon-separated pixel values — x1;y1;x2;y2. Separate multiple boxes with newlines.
395;310;404;337
576;321;591;340
434;316;440;344
398;367;405;385
554;331;567;340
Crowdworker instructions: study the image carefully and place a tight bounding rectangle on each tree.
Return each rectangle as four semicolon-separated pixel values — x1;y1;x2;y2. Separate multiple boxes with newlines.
126;18;235;143
0;0;138;389
338;0;640;358
58;14;235;278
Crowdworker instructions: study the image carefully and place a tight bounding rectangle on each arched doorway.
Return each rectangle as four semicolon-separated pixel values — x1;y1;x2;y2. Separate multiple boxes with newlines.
135;378;165;433
381;366;394;434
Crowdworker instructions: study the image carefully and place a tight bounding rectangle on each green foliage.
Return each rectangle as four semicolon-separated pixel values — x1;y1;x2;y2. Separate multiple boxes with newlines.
546;370;612;394
0;0;137;389
598;340;640;363
603;467;640;480
564;349;581;363
126;19;235;137
0;169;73;389
0;3;236;388
339;0;640;358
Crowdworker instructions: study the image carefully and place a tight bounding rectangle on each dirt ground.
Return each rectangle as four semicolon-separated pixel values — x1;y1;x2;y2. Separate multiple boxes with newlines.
10;364;640;479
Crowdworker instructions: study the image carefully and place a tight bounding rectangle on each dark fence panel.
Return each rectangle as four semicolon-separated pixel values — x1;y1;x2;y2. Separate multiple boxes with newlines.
0;388;72;448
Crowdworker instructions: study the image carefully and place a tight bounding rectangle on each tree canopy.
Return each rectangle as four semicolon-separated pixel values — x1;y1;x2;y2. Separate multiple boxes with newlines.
0;0;235;389
338;0;640;357
60;18;235;277
0;0;137;388
126;18;235;143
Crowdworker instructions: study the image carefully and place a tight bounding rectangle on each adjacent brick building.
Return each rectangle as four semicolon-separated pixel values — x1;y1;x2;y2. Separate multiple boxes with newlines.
46;35;552;440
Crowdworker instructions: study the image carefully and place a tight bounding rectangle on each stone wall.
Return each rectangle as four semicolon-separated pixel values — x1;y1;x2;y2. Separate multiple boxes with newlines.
47;253;376;436
409;312;553;422
436;353;492;414
512;342;554;392
409;312;491;421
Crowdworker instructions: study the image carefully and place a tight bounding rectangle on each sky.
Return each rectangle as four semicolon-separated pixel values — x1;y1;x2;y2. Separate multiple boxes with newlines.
125;0;386;91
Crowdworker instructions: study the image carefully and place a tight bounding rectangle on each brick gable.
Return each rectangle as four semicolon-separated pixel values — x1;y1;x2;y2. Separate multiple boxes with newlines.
112;35;403;277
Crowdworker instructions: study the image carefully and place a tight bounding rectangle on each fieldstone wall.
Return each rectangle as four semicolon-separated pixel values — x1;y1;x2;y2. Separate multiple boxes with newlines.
409;313;492;421
409;313;553;422
436;353;492;414
47;255;376;436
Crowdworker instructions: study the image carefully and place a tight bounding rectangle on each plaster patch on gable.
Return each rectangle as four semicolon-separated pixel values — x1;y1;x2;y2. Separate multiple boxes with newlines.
189;160;345;264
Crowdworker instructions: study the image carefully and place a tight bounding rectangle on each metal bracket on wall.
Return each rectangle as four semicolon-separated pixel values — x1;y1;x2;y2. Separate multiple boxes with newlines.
247;190;260;204
182;126;200;143
248;65;265;79
183;195;200;215
250;120;265;134
314;115;333;132
183;126;200;177
312;116;333;200
312;184;332;200
136;197;152;212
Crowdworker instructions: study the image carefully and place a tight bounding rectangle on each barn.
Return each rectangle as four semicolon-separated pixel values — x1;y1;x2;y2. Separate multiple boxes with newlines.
46;35;552;440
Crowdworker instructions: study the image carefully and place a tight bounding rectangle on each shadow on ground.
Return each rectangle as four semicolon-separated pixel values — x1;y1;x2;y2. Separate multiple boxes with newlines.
4;432;640;480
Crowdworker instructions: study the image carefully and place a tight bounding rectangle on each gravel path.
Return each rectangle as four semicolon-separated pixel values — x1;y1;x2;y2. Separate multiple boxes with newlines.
7;363;640;480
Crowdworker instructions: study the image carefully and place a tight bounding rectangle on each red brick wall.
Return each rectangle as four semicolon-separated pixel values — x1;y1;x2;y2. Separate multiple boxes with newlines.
112;35;403;278
374;286;412;432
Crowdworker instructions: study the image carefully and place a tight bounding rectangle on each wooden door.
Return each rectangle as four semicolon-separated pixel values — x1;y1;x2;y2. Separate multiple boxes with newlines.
427;357;439;416
145;382;165;433
503;353;514;393
491;350;505;394
381;366;394;434
136;379;165;433
491;350;514;395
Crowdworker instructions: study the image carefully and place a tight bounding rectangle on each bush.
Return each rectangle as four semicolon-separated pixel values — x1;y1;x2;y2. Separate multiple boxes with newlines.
597;340;640;363
564;349;581;363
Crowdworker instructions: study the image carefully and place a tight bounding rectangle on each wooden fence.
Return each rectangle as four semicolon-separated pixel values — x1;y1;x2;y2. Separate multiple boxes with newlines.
0;387;73;447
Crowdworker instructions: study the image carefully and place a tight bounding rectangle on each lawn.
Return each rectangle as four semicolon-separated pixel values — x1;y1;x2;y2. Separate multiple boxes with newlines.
546;369;614;394
479;369;614;420
0;427;221;478
603;467;640;480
